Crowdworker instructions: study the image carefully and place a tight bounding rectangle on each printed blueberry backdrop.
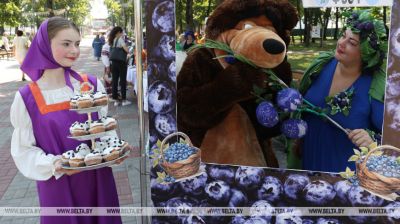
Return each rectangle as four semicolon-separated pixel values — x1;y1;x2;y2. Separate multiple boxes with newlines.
146;0;177;149
383;0;400;147
151;163;395;224
144;1;397;224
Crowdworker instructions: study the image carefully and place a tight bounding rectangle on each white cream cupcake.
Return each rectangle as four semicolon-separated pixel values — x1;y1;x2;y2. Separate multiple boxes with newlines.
93;91;108;106
61;150;75;166
75;143;91;157
102;146;120;162
84;151;103;166
101;116;117;131
69;153;85;167
89;120;105;134
69;121;89;136
77;94;94;108
70;95;79;109
100;136;119;143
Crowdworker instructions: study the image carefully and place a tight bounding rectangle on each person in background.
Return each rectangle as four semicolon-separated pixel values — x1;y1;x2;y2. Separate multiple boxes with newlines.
182;30;195;51
108;26;130;106
291;10;387;173
92;34;103;61
13;30;31;81
2;32;11;51
101;36;112;96
100;33;106;45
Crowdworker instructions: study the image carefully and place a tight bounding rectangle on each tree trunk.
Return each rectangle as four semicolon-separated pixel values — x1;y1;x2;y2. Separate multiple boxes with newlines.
383;7;389;38
334;8;339;40
185;0;194;31
47;0;54;17
304;8;310;46
206;0;212;17
322;8;331;40
216;0;224;6
296;0;302;43
0;26;4;36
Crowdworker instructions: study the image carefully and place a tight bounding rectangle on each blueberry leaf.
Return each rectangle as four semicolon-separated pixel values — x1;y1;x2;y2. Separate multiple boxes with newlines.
353;149;361;156
348;155;360;162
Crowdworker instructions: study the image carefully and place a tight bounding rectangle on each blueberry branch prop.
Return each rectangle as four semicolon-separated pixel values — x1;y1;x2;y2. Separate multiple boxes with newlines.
192;39;350;135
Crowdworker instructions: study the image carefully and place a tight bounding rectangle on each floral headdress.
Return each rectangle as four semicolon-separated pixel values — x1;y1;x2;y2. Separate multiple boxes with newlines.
342;10;387;72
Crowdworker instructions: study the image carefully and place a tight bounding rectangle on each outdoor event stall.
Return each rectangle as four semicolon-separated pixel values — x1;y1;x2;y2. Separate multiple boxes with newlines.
133;0;400;223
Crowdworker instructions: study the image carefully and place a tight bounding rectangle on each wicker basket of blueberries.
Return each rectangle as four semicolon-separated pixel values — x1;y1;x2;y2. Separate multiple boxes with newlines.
356;145;400;195
160;132;201;179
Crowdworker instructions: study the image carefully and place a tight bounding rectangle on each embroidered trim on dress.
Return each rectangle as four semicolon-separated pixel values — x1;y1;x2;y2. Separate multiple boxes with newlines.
29;74;89;114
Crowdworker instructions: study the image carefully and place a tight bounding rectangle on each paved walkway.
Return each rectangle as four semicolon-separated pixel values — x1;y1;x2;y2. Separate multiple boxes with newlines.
0;36;150;224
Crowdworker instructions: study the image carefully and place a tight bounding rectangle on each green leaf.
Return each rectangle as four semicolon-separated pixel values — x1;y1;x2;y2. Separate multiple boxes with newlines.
152;158;159;167
343;109;349;116
348;155;360;162
157;172;166;180
156;139;162;149
353;149;361;156
396;156;400;164
372;151;383;156
360;147;369;155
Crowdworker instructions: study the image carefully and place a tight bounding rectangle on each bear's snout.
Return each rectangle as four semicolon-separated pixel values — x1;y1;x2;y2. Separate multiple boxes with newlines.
263;39;285;54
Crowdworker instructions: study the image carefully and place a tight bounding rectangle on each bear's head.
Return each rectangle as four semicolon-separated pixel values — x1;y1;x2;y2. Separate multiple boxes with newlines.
205;0;298;69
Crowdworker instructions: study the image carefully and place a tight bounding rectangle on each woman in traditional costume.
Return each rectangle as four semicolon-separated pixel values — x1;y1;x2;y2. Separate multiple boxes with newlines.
10;17;123;224
288;10;387;172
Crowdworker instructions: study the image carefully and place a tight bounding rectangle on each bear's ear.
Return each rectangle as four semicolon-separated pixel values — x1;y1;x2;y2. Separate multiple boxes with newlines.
277;1;299;31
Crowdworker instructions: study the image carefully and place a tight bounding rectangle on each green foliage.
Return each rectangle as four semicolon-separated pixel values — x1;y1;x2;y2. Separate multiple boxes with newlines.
176;0;219;32
0;1;21;27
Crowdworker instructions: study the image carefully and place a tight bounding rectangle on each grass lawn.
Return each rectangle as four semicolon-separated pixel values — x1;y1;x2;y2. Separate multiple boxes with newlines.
287;36;388;72
287;37;337;71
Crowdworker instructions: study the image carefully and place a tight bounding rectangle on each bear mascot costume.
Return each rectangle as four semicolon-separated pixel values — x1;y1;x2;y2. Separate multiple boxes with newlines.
177;0;298;167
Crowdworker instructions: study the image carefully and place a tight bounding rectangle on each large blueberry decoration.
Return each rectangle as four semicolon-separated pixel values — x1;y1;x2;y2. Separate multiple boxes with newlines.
168;61;176;82
303;180;336;206
205;180;231;205
276;214;303;224
316;218;340;224
155;35;175;60
152;1;174;33
256;101;279;127
244;217;269;224
228;188;248;207
334;180;352;204
183;215;206;224
230;215;247;224
385;201;400;223
277;88;303;112
281;118;308;139
284;174;310;201
257;176;283;203
148;81;175;114
249;200;272;223
179;172;207;197
235;166;265;191
198;200;228;223
164;197;195;223
150;178;177;201
347;186;384;207
206;165;236;185
154;113;177;137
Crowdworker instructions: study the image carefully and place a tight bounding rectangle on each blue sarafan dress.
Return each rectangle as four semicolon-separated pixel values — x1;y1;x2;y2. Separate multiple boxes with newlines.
302;58;383;173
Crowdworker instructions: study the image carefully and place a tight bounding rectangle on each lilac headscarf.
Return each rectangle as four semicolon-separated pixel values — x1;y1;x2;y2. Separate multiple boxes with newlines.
21;19;83;89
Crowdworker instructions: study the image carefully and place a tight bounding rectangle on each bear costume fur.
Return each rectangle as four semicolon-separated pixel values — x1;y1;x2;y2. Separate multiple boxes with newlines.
177;0;298;167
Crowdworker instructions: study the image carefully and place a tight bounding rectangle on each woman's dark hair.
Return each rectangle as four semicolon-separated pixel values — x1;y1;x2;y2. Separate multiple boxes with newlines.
47;17;80;40
108;26;123;45
17;30;23;36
